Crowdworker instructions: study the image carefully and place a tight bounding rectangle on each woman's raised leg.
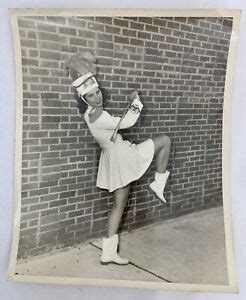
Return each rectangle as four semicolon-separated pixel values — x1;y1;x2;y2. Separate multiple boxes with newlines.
149;134;171;202
152;134;171;173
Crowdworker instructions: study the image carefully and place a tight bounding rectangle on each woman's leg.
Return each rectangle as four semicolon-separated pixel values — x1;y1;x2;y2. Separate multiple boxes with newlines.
101;185;130;265
149;135;171;202
152;134;171;173
107;184;130;238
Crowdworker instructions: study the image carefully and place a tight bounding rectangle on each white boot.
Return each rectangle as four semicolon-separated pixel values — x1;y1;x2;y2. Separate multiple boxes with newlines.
149;170;170;203
100;234;129;265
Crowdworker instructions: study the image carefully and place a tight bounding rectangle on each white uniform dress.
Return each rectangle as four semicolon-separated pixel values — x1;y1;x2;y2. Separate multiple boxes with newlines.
84;98;155;192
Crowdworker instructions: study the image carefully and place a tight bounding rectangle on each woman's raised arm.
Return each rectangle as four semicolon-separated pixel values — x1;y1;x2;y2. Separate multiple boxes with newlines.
92;97;143;130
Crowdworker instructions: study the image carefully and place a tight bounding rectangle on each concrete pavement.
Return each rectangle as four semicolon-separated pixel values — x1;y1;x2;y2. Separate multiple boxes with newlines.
15;206;228;285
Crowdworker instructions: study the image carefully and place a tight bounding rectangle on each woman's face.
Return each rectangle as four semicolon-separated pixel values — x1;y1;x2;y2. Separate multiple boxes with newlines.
83;87;103;108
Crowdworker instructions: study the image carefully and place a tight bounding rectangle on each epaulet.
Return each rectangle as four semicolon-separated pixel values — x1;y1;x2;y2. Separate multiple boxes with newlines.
88;107;103;123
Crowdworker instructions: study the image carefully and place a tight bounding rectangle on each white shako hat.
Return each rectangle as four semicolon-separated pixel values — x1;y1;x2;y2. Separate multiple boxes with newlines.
64;50;98;97
72;72;99;96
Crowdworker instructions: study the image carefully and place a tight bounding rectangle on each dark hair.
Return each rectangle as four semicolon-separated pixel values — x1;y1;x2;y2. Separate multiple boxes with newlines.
75;93;88;114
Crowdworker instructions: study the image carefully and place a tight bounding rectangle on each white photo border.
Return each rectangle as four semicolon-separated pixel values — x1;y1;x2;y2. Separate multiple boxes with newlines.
7;8;241;293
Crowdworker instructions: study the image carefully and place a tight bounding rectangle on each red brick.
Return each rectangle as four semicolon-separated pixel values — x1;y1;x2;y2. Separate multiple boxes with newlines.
59;27;77;36
95;17;112;24
145;24;159;33
40;61;59;68
41;116;61;123
49;199;67;208
68;209;84;218
37;23;57;33
122;28;137;38
87;22;105;32
40;50;60;60
21;212;39;221
18;19;35;29
130;38;144;47
129;21;144;31
38;31;60;42
67;18;86;28
58;191;75;200
77;29;96;39
153;18;167;27
46;17;66;24
104;25;121;35
114;36;129;45
113;18;129;28
22;58;39;66
38;230;57;246
27;31;37;39
20;39;37;48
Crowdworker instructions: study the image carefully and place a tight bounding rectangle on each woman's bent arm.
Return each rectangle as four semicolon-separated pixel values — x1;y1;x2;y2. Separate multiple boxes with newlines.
93;98;143;130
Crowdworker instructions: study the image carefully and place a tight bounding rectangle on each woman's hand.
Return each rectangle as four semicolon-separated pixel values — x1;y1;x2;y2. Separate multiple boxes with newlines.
129;90;139;102
128;90;142;114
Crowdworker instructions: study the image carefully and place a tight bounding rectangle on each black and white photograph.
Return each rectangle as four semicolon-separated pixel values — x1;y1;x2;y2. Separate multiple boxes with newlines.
7;8;239;292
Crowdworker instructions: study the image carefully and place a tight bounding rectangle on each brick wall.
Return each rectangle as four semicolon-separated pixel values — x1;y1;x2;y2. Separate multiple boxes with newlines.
17;15;232;258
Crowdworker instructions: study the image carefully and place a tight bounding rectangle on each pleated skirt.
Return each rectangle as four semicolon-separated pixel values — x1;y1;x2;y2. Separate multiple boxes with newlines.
96;138;155;192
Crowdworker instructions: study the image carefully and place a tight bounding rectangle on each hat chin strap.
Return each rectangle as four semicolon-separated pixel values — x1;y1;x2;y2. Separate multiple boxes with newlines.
81;95;90;106
80;94;98;115
80;97;95;113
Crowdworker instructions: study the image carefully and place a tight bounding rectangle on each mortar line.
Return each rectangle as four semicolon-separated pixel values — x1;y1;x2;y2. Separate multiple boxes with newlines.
89;242;172;283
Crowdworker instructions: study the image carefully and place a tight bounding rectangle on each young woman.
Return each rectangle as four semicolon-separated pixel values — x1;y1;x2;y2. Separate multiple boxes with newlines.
67;52;171;266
